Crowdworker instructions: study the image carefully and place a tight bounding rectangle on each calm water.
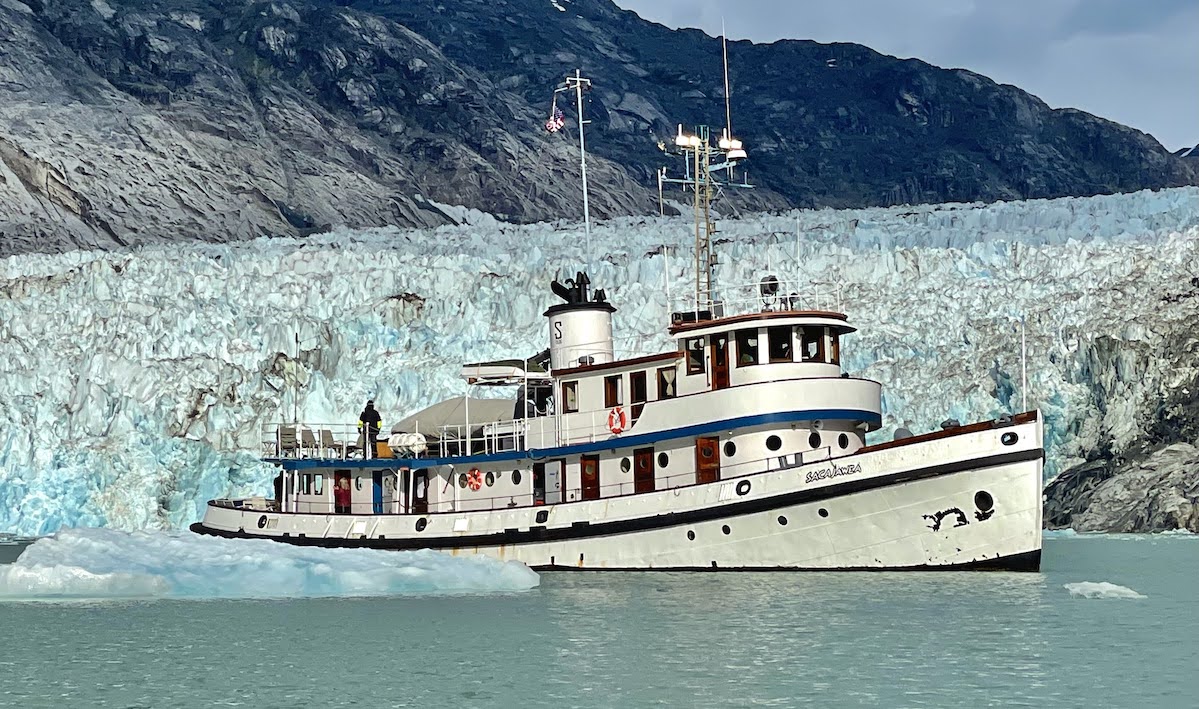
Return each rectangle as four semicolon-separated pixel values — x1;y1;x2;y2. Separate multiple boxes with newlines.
1;535;1195;708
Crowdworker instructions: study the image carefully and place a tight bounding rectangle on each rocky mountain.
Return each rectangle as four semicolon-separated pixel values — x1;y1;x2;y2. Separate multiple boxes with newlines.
1176;144;1199;160
1;0;1195;255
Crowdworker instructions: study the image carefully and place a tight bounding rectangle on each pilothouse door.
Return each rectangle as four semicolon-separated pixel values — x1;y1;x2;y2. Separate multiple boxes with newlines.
711;334;730;390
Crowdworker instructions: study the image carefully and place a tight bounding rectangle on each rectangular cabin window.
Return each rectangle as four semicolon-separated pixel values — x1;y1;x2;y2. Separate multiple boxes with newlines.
562;380;579;413
735;329;759;367
314;474;323;495
657;366;677;399
685;337;706;374
604;374;623;408
768;326;793;363
630;371;648;419
800;326;826;362
830;331;841;365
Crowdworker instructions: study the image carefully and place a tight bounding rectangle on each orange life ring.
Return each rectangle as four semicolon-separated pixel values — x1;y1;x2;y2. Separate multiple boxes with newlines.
607;406;627;434
467;468;483;491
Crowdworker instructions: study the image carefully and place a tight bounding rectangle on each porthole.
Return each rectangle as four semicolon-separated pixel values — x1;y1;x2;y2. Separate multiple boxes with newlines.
512;470;522;485
975;490;994;512
766;435;782;451
721;525;731;535
723;441;737;457
620;457;631;472
355;477;363;491
657;452;669;468
458;473;467;488
735;479;751;496
415;517;428;532
485;472;495;487
777;515;788;526
535;509;549;524
687;530;695;541
1001;432;1019;446
818;508;829;518
257;515;268;529
838;433;849;449
808;432;821;449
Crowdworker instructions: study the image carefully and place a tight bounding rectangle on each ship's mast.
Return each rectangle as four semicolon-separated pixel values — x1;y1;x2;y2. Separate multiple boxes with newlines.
554;70;593;259
659;29;750;316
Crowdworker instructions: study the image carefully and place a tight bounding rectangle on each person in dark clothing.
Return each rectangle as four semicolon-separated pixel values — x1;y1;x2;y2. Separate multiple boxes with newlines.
358;399;382;459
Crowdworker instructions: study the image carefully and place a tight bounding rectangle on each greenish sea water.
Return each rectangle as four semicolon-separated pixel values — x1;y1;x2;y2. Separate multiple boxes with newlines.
1;533;1194;708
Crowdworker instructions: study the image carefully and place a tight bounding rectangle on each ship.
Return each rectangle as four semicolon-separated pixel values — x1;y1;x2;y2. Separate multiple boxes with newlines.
191;74;1043;570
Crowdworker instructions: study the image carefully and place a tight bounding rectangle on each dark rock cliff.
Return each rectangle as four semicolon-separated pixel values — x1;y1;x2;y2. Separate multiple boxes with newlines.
1;0;1195;254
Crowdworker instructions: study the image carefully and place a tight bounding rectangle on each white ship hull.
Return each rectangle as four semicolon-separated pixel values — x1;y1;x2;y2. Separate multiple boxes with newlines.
193;416;1043;571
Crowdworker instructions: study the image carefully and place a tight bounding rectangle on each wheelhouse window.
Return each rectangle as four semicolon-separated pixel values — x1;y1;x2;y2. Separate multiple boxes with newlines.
800;326;825;362
735;329;759;367
768;326;793;363
685;337;706;374
830;331;841;365
562;380;579;413
604;374;623;408
630;371;648;418
657;366;677;399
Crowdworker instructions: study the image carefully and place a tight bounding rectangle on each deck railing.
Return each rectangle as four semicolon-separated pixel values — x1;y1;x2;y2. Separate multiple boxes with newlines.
233;442;848;516
670;277;844;323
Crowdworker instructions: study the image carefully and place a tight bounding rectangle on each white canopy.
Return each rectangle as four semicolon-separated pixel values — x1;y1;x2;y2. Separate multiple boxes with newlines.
390;397;514;437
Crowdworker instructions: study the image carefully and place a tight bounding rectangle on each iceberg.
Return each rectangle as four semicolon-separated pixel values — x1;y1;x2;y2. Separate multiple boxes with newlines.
0;187;1196;535
0;527;539;600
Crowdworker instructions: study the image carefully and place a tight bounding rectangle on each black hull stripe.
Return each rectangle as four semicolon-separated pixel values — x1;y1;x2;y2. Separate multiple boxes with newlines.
193;448;1043;550
529;549;1042;573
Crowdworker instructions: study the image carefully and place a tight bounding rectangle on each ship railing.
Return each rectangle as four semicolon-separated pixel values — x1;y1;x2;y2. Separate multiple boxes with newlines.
260;422;406;460
671;278;844;321
218;443;857;516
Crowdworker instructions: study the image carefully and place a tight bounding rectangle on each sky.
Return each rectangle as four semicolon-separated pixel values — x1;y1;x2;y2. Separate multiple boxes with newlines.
615;0;1199;151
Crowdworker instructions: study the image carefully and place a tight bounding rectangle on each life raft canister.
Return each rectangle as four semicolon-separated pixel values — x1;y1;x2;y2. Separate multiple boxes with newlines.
467;468;484;491
607;406;627;434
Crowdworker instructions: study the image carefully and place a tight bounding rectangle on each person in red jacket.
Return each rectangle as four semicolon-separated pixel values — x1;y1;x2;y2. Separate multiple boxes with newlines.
334;476;352;514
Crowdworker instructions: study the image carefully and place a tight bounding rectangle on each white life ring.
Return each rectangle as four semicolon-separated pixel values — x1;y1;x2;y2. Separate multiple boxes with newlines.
607;406;627;434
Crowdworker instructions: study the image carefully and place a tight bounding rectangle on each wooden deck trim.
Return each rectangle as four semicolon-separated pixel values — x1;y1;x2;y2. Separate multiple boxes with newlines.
859;411;1039;455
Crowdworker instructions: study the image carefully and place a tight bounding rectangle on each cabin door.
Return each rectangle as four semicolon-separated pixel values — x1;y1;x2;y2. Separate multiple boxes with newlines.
633;447;655;493
533;463;546;505
371;471;384;514
696;436;721;484
581;455;601;500
411;469;429;515
544;460;564;505
711;333;730;390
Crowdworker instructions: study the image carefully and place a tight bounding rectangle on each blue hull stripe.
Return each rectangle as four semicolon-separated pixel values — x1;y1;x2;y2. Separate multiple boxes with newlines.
275;408;882;471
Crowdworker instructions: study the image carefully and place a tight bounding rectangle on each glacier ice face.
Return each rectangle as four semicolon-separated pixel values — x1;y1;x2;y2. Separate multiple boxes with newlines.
0;187;1196;534
0;527;539;600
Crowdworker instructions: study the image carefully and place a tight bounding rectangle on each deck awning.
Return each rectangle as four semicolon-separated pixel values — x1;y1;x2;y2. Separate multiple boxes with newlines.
390;397;515;437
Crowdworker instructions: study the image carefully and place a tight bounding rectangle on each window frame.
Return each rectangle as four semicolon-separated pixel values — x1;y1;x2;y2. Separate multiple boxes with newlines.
735;328;760;368
767;325;793;363
685;337;706;375
800;326;826;363
656;366;677;399
829;330;841;365
604;374;624;408
561;380;579;414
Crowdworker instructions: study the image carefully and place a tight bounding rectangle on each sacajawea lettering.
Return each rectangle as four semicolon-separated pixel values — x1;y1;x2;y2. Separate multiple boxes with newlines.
805;462;863;484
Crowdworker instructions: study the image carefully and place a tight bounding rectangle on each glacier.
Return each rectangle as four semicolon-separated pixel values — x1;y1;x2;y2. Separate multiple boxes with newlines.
0;187;1197;535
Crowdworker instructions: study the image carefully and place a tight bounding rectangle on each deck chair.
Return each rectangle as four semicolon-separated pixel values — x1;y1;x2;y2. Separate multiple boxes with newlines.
276;426;299;457
320;429;349;459
300;428;318;458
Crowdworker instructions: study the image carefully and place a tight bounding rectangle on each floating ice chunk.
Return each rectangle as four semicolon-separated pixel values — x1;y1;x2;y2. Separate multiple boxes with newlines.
1064;581;1146;599
0;528;539;601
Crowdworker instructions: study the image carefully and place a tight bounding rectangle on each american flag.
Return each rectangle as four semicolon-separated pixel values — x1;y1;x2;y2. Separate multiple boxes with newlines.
545;103;566;133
